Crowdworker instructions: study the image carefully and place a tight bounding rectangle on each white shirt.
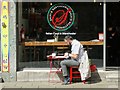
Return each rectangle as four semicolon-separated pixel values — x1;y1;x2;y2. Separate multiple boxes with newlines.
71;39;84;62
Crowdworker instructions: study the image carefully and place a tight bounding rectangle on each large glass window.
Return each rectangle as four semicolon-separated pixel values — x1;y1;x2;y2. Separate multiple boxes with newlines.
18;2;103;70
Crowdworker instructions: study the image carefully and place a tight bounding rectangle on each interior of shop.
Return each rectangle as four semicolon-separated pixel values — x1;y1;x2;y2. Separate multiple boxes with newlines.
106;3;120;66
16;2;103;70
16;2;120;71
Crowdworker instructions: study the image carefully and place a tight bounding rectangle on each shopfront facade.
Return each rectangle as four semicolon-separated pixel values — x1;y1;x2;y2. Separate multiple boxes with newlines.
0;0;119;82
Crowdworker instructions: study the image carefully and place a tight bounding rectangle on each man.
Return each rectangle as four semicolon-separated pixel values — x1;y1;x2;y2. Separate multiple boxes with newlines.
60;36;84;85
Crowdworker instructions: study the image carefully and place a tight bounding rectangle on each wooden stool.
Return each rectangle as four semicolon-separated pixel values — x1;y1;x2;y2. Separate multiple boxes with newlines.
70;64;96;84
70;66;84;84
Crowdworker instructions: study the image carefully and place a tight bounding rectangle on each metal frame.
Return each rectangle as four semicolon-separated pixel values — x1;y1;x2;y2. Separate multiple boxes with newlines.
103;1;106;71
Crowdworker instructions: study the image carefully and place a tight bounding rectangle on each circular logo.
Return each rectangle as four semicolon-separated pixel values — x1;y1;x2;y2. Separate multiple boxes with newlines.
47;3;75;31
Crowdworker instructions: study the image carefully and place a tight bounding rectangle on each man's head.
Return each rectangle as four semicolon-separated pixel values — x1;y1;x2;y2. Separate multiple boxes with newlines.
64;36;73;45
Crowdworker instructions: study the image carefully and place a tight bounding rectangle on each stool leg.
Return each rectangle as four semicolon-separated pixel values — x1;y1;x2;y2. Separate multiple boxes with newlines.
82;80;86;84
70;67;72;84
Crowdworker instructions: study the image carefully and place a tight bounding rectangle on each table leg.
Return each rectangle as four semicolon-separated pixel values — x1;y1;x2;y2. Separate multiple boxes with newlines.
49;59;63;83
30;47;32;62
49;59;52;82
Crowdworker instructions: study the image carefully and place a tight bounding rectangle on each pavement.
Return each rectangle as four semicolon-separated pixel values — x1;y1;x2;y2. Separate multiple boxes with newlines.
0;79;118;89
0;67;119;89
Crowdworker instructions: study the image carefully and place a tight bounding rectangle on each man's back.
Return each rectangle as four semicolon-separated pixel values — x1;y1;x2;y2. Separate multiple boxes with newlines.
71;39;84;62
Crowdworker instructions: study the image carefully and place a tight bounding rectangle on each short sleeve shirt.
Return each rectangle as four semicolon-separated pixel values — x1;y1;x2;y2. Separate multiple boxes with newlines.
71;39;84;62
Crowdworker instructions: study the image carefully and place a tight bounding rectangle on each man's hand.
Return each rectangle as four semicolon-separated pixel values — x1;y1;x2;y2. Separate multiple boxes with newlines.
64;52;69;58
69;54;78;59
64;52;78;59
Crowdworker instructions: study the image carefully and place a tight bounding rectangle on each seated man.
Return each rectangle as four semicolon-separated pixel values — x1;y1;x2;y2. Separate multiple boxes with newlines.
60;36;84;85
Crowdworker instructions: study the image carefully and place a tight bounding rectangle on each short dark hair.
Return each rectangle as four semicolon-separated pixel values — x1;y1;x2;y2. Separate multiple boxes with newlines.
64;36;73;40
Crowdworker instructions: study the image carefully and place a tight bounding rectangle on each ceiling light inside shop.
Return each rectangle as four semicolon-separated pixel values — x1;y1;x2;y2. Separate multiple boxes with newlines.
50;3;52;5
94;0;96;2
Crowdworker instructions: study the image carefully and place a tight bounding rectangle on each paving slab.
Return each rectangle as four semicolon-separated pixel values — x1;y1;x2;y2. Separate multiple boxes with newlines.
55;83;74;88
0;80;119;89
0;83;3;90
90;84;108;88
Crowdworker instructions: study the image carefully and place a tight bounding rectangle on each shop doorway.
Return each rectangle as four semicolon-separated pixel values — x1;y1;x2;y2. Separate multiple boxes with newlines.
106;3;120;66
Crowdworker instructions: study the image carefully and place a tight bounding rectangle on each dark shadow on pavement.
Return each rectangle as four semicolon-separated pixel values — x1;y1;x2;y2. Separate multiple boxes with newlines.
86;69;102;84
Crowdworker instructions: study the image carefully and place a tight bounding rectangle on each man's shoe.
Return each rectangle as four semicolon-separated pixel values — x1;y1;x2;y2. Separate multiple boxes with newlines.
62;77;70;85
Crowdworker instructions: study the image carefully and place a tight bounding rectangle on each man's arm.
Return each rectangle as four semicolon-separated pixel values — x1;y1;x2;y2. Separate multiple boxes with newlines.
69;54;78;59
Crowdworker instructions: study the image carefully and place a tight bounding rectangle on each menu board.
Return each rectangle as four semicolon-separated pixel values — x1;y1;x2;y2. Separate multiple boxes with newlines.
1;1;9;72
